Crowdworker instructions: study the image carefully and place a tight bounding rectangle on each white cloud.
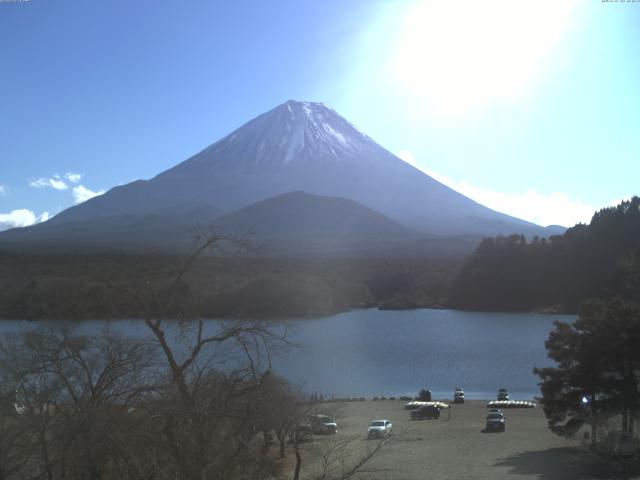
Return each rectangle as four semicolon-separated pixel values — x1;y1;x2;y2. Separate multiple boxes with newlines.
29;178;48;188
27;173;105;207
422;168;596;227
49;177;68;190
0;209;50;230
64;172;83;183
0;185;5;196
29;174;68;191
72;185;105;204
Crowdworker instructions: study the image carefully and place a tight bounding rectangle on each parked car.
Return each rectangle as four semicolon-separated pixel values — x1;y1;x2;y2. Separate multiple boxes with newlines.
454;388;464;403
418;388;432;401
497;388;509;401
309;414;337;434
410;405;440;420
486;412;506;432
367;419;392;439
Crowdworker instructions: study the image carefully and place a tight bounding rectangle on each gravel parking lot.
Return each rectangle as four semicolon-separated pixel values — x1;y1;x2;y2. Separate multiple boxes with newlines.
297;400;622;480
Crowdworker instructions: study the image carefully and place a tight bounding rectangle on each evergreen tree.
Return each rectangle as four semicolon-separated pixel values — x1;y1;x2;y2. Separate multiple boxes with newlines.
451;197;640;312
535;297;640;444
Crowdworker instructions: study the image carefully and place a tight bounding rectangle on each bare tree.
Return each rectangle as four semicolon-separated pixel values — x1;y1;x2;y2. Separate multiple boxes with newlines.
0;389;23;480
0;324;158;479
118;232;294;479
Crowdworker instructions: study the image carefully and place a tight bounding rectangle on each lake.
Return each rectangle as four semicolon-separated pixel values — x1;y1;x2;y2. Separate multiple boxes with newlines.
0;308;574;400
273;309;574;400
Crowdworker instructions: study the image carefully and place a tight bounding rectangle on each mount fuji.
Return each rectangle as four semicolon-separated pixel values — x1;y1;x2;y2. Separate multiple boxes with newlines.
0;100;562;254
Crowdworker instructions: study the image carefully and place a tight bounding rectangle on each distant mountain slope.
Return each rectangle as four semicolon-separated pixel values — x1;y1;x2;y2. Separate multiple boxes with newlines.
216;191;415;240
0;191;479;257
0;100;564;255
0;213;202;253
214;191;440;256
37;100;558;237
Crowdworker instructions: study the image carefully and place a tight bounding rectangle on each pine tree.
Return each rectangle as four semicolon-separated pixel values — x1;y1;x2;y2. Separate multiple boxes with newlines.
535;297;640;444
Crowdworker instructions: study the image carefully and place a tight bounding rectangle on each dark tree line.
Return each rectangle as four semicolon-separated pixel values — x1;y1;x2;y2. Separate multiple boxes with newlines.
450;197;640;312
0;253;461;320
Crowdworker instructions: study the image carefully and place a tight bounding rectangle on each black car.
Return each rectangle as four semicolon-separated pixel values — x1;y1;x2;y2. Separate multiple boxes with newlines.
418;388;432;401
486;412;505;432
497;388;509;401
410;405;440;420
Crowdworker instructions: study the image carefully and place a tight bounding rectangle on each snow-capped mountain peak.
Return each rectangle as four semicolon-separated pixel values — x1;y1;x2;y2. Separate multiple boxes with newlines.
163;100;379;175
37;100;558;239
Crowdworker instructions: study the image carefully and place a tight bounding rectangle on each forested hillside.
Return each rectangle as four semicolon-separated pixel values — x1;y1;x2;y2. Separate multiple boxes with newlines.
0;253;460;320
450;197;640;312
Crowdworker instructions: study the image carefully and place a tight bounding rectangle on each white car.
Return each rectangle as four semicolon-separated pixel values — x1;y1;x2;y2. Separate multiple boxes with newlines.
367;419;392;439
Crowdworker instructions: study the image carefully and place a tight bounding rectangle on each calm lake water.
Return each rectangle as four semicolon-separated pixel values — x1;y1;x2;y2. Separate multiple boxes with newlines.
0;309;574;400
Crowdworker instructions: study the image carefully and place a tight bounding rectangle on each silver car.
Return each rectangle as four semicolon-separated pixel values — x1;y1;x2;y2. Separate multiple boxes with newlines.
367;419;392;439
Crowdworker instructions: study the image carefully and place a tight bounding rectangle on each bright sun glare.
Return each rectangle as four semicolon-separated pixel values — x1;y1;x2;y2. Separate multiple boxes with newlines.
388;0;577;117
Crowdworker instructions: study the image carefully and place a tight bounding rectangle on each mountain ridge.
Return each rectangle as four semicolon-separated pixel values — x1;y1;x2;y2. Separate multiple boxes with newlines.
0;100;564;254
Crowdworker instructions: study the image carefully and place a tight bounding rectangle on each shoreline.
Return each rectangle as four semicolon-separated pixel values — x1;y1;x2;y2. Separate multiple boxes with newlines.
0;304;577;322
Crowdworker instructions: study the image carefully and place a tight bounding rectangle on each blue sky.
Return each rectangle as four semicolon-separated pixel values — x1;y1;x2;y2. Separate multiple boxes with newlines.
1;0;639;230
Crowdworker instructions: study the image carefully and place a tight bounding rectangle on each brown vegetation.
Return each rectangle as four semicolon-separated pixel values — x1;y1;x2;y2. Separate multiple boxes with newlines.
0;251;461;320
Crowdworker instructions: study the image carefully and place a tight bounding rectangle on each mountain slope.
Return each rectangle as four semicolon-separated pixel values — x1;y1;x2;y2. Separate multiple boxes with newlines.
214;191;425;256
0;100;563;255
0;191;480;257
216;191;415;240
44;100;557;237
0;213;206;253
